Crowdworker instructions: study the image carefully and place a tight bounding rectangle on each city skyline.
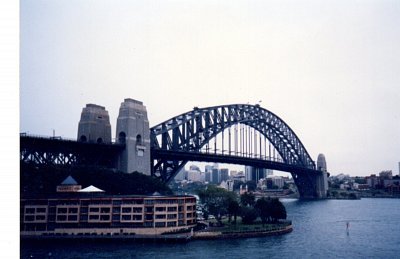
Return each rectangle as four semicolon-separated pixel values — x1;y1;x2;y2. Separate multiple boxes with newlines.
20;0;400;176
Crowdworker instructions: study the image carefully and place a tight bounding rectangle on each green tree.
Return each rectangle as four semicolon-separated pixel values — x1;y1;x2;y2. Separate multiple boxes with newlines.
240;192;255;207
20;162;172;197
227;199;240;224
269;198;287;222
240;206;258;224
255;197;272;224
197;185;237;224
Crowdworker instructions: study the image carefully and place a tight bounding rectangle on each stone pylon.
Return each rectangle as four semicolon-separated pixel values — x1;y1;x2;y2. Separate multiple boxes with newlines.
116;98;151;175
77;104;111;143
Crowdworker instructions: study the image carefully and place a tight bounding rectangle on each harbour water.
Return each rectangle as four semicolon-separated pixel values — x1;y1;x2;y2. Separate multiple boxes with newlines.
21;198;400;258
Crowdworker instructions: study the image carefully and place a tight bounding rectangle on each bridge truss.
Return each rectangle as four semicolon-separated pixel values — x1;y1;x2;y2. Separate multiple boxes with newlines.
150;104;317;183
20;135;124;168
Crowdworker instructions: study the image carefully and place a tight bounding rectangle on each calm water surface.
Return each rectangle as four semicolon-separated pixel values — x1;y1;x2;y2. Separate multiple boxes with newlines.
22;198;400;258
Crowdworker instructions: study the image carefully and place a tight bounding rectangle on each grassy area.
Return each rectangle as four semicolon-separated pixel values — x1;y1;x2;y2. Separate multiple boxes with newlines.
207;217;291;234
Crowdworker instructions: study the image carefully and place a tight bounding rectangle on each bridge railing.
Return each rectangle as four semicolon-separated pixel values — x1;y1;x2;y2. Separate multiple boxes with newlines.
196;146;284;163
20;133;124;146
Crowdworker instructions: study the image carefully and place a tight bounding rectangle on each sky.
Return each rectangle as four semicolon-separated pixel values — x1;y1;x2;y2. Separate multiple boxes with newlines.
19;0;400;177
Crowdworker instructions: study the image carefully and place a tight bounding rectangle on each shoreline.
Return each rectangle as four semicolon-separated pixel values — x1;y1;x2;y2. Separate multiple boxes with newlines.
21;224;293;243
193;224;293;240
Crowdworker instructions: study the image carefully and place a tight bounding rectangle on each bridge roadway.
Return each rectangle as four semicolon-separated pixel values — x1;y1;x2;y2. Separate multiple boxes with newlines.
20;135;326;198
20;135;125;168
151;148;321;177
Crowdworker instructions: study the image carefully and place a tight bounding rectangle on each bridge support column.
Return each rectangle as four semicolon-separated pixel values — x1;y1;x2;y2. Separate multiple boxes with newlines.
292;171;328;199
116;98;151;175
315;171;328;198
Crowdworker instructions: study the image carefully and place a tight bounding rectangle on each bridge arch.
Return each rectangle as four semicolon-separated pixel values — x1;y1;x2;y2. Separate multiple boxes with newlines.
150;104;316;182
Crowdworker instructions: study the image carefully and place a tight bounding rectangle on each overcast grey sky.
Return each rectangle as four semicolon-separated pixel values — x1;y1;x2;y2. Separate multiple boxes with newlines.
20;0;400;176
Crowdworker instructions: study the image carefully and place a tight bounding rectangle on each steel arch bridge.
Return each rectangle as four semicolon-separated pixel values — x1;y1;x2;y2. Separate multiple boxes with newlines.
150;104;327;198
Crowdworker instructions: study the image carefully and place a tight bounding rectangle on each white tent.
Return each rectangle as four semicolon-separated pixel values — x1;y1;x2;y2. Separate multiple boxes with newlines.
78;185;105;192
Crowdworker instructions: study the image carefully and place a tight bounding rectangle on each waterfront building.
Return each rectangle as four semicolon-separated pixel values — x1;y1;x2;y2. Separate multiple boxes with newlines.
383;176;400;188
366;174;380;188
21;178;197;237
265;175;285;189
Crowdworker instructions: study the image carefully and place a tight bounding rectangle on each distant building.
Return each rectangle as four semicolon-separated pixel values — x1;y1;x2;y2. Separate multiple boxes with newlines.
239;184;248;195
174;168;187;181
220;168;229;182
205;165;213;173
232;171;245;182
266;175;285;189
379;170;393;180
245;166;267;182
353;183;369;190
211;168;219;184
366;174;380;188
205;172;211;183
187;165;203;182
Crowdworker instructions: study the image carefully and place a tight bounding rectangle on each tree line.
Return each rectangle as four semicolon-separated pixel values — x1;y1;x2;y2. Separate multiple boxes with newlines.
197;185;287;225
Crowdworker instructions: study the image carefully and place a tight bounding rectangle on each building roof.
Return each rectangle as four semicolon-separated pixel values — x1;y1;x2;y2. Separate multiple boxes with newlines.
78;185;105;192
61;175;78;185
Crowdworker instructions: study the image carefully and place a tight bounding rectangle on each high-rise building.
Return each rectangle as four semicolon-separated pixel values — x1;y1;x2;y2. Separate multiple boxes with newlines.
187;165;204;182
220;168;229;182
205;165;213;173
205;172;211;182
211;168;219;184
245;166;267;182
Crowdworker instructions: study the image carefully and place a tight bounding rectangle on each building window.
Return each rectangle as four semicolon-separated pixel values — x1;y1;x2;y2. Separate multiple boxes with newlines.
25;208;35;214
155;214;166;219
155;222;166;227
122;215;131;221
118;132;126;144
89;215;99;220
25;215;35;222
57;208;68;214
122;207;131;213
167;214;177;219
136;134;142;145
167;222;177;227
